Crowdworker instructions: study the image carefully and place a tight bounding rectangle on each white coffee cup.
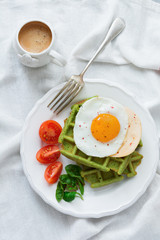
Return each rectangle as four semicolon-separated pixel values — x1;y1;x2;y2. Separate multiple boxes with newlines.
14;19;66;68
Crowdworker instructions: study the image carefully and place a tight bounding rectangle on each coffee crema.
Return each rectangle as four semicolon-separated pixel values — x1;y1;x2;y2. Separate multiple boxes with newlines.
18;21;52;53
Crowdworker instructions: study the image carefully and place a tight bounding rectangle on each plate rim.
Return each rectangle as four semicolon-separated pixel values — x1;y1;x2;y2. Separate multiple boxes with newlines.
20;79;159;218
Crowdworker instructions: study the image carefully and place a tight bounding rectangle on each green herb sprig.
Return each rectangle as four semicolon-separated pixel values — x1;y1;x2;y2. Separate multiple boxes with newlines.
56;164;84;203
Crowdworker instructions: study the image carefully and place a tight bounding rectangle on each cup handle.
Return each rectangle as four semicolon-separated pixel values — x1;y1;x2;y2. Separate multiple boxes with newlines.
49;50;66;67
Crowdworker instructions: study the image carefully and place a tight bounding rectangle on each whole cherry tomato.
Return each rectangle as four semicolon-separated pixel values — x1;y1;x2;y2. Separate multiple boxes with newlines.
39;120;62;144
36;145;60;164
44;161;63;184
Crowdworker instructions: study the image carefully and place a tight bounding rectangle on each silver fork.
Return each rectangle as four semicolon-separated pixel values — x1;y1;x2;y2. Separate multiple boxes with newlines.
48;18;125;114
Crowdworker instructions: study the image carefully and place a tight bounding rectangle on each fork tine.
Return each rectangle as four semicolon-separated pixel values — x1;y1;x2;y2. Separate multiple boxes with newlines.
47;80;72;108
54;83;79;113
50;81;75;110
56;86;82;114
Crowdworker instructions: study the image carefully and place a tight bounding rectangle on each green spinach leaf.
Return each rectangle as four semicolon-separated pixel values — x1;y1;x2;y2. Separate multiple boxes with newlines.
63;191;83;202
55;164;85;203
56;182;64;202
65;184;78;191
59;174;76;187
65;164;84;184
63;192;76;202
77;179;84;195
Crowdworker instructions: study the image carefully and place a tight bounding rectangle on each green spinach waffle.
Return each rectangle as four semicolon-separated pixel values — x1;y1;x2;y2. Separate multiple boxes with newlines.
79;152;142;188
58;100;143;188
81;168;124;188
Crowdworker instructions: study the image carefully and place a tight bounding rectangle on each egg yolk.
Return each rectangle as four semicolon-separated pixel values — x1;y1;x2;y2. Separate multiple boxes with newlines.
91;114;120;142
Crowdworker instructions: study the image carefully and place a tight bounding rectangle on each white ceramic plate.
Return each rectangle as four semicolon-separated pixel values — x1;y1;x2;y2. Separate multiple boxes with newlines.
20;79;159;218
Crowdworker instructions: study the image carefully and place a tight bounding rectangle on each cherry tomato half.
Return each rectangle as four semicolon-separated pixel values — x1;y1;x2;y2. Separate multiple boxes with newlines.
39;120;62;144
36;145;60;164
44;161;63;184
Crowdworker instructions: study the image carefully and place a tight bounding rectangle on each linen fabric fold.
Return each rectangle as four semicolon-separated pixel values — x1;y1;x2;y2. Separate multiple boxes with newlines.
65;0;160;79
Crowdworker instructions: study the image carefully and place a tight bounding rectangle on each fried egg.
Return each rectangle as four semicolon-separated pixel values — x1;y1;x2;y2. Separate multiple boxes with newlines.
74;97;128;157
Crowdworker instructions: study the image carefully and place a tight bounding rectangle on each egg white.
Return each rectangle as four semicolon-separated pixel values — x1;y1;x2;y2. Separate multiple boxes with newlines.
73;97;128;157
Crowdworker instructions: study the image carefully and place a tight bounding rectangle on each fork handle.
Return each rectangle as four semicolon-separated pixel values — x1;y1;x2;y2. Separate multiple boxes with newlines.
80;18;125;77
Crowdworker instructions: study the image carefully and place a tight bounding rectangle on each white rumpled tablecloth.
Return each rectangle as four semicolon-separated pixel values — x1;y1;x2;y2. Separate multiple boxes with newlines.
1;0;160;239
